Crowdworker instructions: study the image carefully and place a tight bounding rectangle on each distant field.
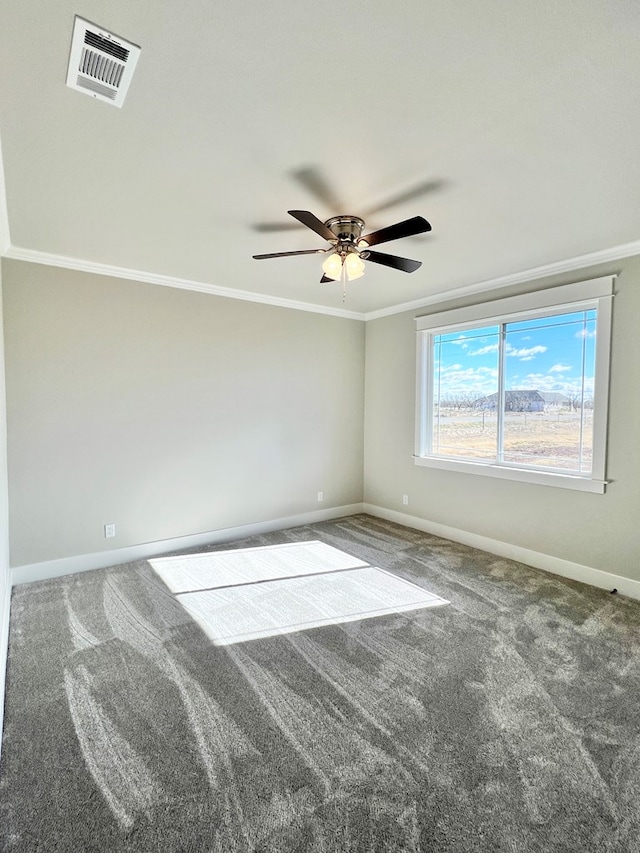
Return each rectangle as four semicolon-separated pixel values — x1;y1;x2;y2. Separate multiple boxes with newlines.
432;408;593;470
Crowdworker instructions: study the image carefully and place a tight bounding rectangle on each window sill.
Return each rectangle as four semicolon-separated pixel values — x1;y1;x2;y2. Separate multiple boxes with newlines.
413;455;607;493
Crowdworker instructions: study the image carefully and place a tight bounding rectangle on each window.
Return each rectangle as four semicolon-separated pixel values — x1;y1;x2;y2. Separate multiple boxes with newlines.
415;277;614;492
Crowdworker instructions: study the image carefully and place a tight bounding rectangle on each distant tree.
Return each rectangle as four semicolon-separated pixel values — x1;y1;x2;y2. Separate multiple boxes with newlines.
455;391;478;410
566;392;583;411
441;391;478;410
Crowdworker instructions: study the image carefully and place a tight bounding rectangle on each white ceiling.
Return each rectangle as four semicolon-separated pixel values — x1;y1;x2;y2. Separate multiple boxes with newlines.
1;0;639;318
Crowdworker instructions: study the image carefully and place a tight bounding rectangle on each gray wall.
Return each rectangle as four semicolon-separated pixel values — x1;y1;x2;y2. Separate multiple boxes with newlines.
364;256;640;582
5;252;640;584
2;260;365;567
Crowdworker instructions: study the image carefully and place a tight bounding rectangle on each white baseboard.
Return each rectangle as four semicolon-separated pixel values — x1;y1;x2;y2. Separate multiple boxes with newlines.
13;502;639;602
364;504;640;602
0;571;11;764
10;504;365;586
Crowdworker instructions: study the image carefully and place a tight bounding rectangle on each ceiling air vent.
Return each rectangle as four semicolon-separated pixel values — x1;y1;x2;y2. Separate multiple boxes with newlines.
66;16;141;108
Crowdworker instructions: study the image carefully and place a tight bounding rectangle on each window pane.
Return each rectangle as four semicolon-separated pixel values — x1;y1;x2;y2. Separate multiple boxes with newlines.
416;278;611;490
502;310;596;472
431;325;499;460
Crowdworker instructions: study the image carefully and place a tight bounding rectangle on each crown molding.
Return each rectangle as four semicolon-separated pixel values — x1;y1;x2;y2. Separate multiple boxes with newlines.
1;245;366;321
364;239;640;321
3;239;640;324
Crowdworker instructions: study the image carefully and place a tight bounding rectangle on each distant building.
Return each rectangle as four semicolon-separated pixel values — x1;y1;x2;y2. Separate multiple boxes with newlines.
474;389;545;412
537;391;571;407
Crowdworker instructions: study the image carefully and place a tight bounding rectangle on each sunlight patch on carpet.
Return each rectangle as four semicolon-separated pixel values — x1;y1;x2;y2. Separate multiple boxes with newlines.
150;541;448;645
150;540;367;593
176;566;448;646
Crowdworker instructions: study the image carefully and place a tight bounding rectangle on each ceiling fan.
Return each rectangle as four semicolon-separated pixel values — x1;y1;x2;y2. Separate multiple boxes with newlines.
252;210;432;284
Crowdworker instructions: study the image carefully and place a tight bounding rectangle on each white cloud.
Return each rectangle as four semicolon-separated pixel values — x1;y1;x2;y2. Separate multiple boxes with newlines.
506;344;547;359
549;363;572;373
449;335;470;348
469;342;546;359
438;365;499;395
470;343;499;356
519;372;592;395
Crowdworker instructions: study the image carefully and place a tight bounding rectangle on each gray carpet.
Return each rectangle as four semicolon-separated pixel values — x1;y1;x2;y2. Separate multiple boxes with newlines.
1;514;640;852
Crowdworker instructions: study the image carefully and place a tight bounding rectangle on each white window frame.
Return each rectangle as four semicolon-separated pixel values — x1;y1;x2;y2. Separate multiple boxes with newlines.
414;276;614;493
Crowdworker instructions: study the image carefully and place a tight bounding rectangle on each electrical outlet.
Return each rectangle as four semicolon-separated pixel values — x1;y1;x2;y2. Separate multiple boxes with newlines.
402;495;409;506
104;523;116;539
317;491;324;502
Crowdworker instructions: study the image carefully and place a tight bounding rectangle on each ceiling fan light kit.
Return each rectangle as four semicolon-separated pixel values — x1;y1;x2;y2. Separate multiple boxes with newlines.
321;251;365;283
344;252;365;280
253;209;432;296
321;253;343;280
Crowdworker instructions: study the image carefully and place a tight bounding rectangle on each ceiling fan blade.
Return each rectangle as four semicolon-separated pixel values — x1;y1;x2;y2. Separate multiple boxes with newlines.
320;274;334;283
288;210;336;243
364;180;446;216
359;216;431;248
252;221;305;233
252;249;327;260
291;166;345;211
364;250;422;273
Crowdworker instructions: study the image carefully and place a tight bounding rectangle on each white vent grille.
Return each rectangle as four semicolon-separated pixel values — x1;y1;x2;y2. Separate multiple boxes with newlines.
66;16;140;108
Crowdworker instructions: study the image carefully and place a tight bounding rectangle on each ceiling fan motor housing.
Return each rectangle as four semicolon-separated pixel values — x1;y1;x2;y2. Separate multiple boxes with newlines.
324;216;365;251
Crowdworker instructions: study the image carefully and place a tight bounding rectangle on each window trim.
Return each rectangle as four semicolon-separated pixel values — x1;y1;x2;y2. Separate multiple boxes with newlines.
414;276;614;493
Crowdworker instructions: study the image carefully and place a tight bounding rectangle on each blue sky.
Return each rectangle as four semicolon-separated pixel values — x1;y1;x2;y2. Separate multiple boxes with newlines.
434;309;596;399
